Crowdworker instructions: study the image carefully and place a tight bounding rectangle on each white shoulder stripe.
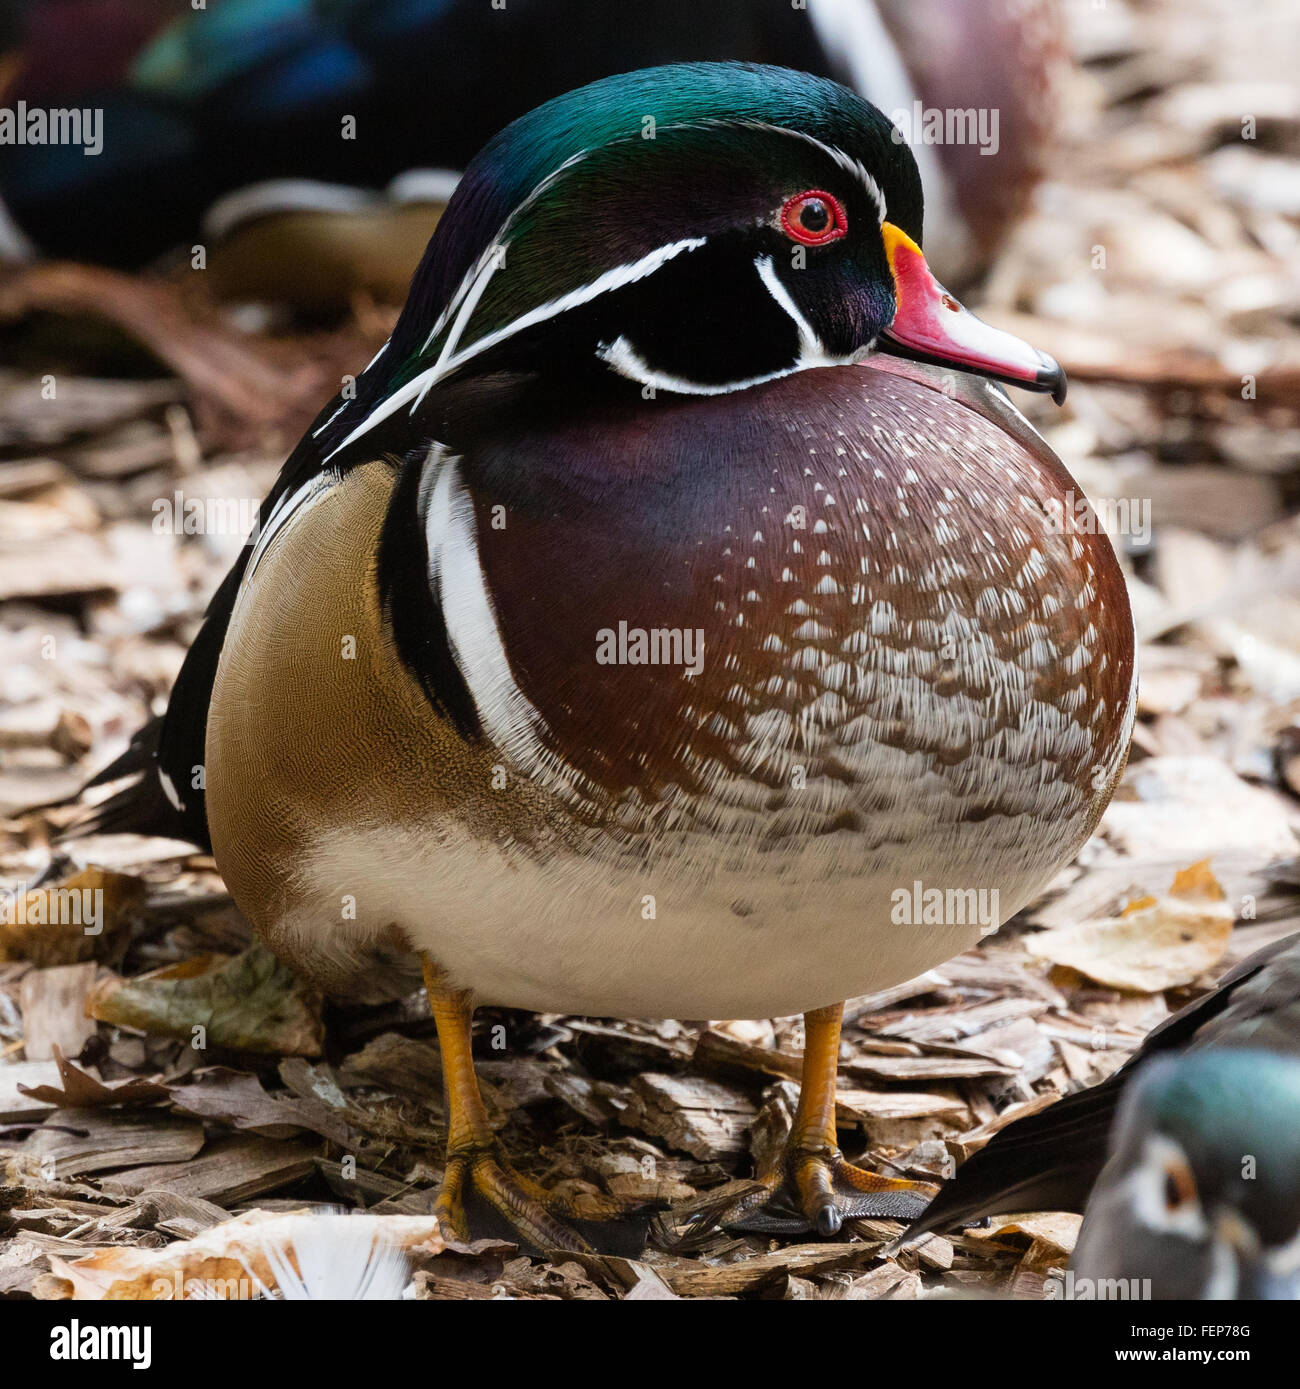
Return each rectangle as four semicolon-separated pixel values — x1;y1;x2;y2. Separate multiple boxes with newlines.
419;448;550;768
243;471;337;585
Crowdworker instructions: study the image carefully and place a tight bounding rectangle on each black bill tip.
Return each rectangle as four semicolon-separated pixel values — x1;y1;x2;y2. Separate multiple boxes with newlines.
1037;352;1068;406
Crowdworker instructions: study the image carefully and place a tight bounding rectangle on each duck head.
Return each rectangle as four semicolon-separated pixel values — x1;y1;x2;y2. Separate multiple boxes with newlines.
1073;1051;1300;1300
322;62;1064;463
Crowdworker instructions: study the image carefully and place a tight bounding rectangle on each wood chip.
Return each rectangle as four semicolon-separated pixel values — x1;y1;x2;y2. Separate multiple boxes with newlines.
622;1073;755;1161
20;965;98;1061
101;1135;319;1205
0;1059;62;1121
18;1108;205;1178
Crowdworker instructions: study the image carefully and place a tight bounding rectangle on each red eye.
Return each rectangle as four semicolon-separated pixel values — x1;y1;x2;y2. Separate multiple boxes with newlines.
780;189;847;246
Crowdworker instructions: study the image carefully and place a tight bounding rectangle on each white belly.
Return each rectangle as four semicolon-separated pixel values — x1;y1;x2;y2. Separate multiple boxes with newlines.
280;799;1079;1018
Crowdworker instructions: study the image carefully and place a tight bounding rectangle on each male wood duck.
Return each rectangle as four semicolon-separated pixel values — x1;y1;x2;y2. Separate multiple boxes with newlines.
74;62;1135;1251
0;0;1064;289
905;933;1300;1297
1073;1049;1300;1300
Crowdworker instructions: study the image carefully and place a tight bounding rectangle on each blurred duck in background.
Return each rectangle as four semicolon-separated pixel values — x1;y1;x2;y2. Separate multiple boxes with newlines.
905;933;1300;1299
0;0;1065;305
1072;1048;1300;1300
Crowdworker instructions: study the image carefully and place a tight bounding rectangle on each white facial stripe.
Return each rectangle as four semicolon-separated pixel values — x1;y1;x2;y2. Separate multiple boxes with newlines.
313;340;390;438
408;243;506;415
448;232;705;369
689;118;887;225
422;244;498;356
325;112;885;457
754;254;827;363
419;447;549;767
420;147;593;355
771;126;887;226
1128;1132;1300;1296
597;334;810;397
325;237;706;463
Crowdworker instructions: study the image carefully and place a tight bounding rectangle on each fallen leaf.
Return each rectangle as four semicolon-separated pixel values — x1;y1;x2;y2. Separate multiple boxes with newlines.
1101;756;1298;862
1165;858;1227;902
166;1068;352;1143
16;1044;166;1108
965;1211;1083;1261
0;867;143;965
88;945;324;1056
1027;860;1234;992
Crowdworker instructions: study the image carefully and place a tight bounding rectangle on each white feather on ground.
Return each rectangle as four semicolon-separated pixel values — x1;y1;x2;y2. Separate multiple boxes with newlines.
242;1211;414;1300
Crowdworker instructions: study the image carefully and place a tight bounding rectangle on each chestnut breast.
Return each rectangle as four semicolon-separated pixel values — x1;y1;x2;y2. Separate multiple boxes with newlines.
464;363;1134;846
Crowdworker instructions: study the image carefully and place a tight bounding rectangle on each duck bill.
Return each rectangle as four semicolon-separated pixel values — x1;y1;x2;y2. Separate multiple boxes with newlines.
877;222;1067;405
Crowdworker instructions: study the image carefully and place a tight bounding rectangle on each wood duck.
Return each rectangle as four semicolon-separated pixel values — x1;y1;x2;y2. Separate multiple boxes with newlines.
1074;1048;1300;1300
905;933;1300;1296
0;0;1064;289
75;62;1134;1251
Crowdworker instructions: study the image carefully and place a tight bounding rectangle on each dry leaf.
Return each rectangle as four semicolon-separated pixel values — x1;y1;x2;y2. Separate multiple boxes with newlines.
1027;860;1234;992
0;867;143;965
16;1044;166;1108
88;945;324;1056
166;1068;352;1143
965;1211;1083;1261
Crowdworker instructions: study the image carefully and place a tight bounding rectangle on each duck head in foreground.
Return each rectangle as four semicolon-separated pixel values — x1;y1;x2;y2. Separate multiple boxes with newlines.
102;64;1135;1249
1074;1050;1300;1300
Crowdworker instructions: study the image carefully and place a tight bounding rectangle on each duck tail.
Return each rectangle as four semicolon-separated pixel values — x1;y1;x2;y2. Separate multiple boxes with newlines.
33;716;209;850
901;1081;1119;1241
